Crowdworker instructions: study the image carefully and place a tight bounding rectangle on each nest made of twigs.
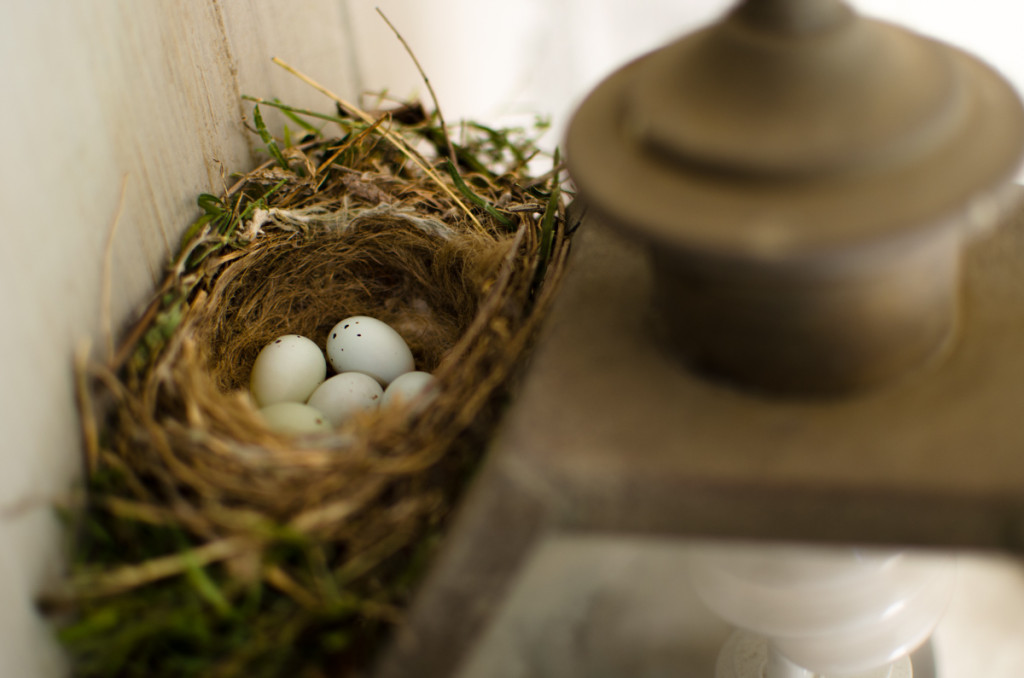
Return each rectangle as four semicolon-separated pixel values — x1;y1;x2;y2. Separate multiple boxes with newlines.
58;95;570;678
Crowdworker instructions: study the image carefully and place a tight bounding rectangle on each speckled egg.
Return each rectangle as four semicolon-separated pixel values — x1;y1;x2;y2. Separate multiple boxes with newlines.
325;316;415;385
249;334;327;406
381;371;438;410
259;402;332;435
306;372;384;427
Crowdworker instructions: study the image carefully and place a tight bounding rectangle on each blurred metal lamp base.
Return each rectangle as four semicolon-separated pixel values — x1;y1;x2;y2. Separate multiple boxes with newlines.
374;0;1024;673
374;193;1024;678
716;633;914;678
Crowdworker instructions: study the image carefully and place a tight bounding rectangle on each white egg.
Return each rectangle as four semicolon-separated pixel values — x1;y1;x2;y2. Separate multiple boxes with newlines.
306;372;384;427
249;334;327;406
381;371;438;411
259;402;332;435
325;316;415;385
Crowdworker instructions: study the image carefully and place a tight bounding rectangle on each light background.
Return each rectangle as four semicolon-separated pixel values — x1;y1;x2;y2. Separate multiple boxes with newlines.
2;2;1023;675
350;0;1024;168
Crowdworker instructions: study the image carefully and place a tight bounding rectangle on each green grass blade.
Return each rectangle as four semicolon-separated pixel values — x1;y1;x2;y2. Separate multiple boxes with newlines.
179;540;233;617
272;97;318;134
197;193;225;215
443;160;512;228
243;95;357;130
252;104;290;170
469;121;527;165
535;148;562;287
417;127;494;178
179;214;212;250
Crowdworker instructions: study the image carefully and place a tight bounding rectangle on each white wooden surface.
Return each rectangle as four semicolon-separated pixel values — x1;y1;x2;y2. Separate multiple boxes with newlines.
455;539;1024;678
0;2;357;675
3;1;1024;676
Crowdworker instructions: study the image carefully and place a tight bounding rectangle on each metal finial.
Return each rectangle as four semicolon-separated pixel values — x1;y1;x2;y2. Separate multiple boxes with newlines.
567;0;1024;394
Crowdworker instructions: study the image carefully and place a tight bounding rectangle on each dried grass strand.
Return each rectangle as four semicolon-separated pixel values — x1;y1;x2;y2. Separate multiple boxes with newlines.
375;8;457;167
101;174;130;362
271;57;485;233
64;537;250;601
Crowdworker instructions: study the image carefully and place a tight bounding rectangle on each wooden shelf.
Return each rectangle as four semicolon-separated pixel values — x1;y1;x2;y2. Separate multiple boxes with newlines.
375;192;1024;678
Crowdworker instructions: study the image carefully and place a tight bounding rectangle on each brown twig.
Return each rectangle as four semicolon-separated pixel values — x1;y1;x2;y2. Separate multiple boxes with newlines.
75;340;101;474
101;174;130;362
375;7;458;168
57;537;250;602
315;114;389;176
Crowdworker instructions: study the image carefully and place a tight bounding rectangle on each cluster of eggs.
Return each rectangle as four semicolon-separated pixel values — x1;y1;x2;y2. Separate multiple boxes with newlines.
249;315;437;435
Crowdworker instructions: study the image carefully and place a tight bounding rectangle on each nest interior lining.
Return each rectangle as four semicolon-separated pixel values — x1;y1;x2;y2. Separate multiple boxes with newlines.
198;208;513;394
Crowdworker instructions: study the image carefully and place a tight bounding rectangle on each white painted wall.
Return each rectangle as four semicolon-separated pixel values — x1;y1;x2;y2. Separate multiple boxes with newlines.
3;1;1024;676
0;2;358;675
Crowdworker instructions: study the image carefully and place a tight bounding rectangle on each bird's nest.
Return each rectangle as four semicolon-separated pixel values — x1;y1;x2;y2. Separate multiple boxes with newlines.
49;87;571;678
